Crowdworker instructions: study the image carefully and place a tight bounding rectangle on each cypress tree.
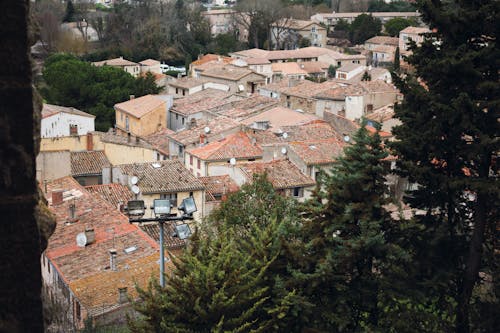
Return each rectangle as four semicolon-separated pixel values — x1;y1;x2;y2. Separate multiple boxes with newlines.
391;1;500;332
300;121;409;331
393;46;400;72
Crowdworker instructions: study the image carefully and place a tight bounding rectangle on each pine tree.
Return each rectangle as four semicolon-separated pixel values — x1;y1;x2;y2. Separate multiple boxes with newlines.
299;121;409;331
390;1;500;332
129;175;308;332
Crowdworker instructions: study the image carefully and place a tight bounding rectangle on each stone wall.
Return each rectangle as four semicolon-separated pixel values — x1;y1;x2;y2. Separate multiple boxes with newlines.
0;1;55;331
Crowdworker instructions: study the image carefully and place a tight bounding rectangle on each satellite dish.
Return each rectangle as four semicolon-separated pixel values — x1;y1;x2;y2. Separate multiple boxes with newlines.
130;176;138;185
131;185;140;195
282;132;288;139
281;147;287;155
343;135;350;142
229;157;236;166
204;126;211;134
76;232;87;247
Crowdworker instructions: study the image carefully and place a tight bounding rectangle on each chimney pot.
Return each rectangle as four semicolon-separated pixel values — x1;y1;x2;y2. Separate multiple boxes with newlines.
109;249;117;271
52;190;64;205
86;132;93;151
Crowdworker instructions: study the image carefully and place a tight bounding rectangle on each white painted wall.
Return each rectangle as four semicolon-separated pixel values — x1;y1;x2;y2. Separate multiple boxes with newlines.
41;112;95;138
345;95;364;120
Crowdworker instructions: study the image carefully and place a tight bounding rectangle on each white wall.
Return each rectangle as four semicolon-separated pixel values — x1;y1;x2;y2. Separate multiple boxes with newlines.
345;95;364;120
41;112;95;138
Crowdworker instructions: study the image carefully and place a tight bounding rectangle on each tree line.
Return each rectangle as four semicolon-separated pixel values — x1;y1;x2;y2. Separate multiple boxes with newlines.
127;0;499;332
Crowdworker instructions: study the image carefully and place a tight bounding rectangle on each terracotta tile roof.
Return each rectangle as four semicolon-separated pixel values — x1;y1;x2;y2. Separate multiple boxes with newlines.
199;175;239;202
240;159;315;189
139;223;186;250
116;160;204;194
139;59;160;66
97;130;156;150
365;104;395;123
85;183;133;208
242;106;319;133
217;94;278;120
365;36;399;46
369;45;397;54
279;120;341;142
167;117;241;147
288;138;345;165
169;77;208;89
44;177;162;314
280;80;340;98
323;112;360;137
400;26;431;34
299;61;329;74
346;80;398;95
272;62;308;76
187;131;262;161
42;103;95;119
171;89;239;116
70;150;110;176
114;95;166;119
233;47;365;62
191;54;232;66
143;128;176;156
338;63;363;72
92;57;138;67
231;48;270;59
200;64;265;81
245;58;271;65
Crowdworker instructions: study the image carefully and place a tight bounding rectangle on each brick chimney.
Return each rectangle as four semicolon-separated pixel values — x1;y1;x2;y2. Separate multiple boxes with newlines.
109;249;117;271
86;132;93;151
51;190;64;205
199;134;206;145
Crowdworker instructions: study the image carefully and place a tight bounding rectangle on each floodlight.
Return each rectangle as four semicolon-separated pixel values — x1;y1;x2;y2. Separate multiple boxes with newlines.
153;199;171;216
174;224;192;240
178;197;197;215
126;200;146;217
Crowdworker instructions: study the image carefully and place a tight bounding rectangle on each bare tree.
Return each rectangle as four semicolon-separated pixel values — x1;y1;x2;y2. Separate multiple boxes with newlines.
233;0;288;49
33;0;64;53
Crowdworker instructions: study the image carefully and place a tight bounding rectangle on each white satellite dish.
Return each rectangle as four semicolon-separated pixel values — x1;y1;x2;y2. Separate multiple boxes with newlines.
130;176;138;185
343;135;350;143
204;126;211;134
229;157;236;166
76;232;87;247
282;132;288;139
281;147;287;155
131;185;140;195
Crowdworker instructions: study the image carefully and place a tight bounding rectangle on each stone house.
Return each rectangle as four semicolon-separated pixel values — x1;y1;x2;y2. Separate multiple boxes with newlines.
41;104;95;138
92;56;141;77
42;177;163;330
114;95;168;137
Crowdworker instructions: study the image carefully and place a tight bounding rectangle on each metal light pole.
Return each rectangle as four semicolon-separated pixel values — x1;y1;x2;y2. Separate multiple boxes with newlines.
125;197;196;288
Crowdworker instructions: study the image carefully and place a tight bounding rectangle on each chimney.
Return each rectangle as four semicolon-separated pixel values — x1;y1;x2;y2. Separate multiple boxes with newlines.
84;228;95;244
69;202;76;220
109;249;117;271
199;134;206;145
51;190;64;205
86;132;93;151
129;95;135;100
118;287;128;304
118;201;125;212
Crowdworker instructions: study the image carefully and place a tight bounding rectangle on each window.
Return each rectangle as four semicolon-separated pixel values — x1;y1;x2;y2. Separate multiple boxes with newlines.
181;117;185;125
125;116;129;131
160;193;177;206
311;26;316;33
197;159;201;169
175;114;178;120
157;153;160;161
292;187;304;198
190;155;193;165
